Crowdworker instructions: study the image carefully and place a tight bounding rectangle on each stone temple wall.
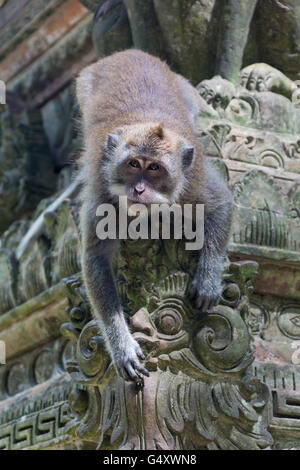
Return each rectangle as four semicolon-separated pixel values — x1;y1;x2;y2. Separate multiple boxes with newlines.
0;0;300;450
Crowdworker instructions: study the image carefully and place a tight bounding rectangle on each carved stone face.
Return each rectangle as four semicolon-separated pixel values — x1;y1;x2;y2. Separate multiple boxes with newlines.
131;305;190;358
197;76;235;113
124;273;193;359
225;96;256;126
61;266;271;451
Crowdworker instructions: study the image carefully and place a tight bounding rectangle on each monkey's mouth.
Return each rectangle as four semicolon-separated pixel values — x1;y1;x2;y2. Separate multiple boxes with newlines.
127;191;169;206
127;196;152;205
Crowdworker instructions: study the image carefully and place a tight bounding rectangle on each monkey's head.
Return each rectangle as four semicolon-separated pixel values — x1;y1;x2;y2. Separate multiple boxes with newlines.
103;124;195;205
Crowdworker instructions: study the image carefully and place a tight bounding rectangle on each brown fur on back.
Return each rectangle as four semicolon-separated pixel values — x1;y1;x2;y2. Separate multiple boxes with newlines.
77;50;194;140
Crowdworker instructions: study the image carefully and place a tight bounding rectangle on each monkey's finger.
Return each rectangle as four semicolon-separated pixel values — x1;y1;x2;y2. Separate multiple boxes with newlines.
213;296;220;307
194;296;202;309
116;363;131;382
125;363;140;382
133;342;145;360
188;284;197;299
196;296;208;312
120;369;131;382
207;300;215;311
136;349;145;360
133;360;150;377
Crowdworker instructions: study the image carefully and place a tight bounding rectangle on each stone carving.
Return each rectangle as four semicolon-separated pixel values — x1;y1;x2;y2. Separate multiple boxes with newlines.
277;306;300;340
44;199;81;285
0;197;81;315
41;86;82;183
0;337;69;400
81;1;300;84
195;66;300;272
61;243;272;450
0;97;56;235
0;401;74;450
0;247;17;314
232;170;300;256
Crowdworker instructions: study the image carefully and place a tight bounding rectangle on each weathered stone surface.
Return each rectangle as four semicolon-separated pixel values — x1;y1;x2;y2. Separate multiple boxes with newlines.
9;16;95;105
81;0;300;85
61;262;272;450
0;0;89;83
0;0;66;59
0;196;81;313
92;0;132;59
0;373;76;450
79;0;105;12
215;0;258;83
41;85;82;174
0;336;68;399
0;101;57;234
253;0;300;81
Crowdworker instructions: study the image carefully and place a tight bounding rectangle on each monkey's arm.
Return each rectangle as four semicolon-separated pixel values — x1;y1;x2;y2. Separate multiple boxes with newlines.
81;211;149;383
189;171;233;312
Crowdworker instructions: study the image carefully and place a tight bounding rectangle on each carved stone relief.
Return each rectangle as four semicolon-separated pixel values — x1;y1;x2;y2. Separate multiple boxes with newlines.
61;250;273;450
0;61;299;450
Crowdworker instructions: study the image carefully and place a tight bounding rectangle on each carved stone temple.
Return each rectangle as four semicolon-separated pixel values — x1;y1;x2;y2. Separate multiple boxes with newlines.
0;0;300;450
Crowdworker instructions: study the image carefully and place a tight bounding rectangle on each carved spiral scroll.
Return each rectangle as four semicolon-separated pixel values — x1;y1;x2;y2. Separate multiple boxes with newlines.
77;320;110;380
192;306;252;373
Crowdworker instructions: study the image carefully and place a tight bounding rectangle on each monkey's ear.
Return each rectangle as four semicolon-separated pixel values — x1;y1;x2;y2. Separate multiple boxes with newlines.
181;145;194;170
105;133;122;153
149;125;164;139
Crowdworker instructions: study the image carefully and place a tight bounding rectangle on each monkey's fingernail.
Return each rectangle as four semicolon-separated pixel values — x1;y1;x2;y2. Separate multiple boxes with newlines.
137;365;150;376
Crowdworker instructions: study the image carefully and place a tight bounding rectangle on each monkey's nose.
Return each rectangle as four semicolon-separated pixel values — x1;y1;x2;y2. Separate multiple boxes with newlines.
134;183;145;195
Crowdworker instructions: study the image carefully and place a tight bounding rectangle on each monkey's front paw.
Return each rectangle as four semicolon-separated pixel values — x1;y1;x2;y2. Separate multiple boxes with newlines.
189;278;221;312
113;338;149;384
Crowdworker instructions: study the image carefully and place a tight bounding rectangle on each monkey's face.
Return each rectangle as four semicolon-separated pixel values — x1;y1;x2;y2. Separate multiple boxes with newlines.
104;124;194;205
114;154;176;205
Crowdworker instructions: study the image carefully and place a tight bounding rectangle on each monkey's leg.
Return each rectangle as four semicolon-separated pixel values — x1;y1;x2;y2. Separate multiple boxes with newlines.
82;239;149;383
189;201;232;312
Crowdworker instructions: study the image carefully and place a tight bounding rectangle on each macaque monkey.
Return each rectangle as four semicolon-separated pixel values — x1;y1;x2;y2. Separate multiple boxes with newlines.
76;50;232;384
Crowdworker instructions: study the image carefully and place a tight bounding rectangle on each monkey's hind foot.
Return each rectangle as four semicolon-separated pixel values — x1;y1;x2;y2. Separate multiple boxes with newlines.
189;278;221;313
113;337;149;383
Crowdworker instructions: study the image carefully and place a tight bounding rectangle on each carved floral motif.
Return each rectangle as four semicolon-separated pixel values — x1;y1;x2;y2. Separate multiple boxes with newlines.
61;242;273;450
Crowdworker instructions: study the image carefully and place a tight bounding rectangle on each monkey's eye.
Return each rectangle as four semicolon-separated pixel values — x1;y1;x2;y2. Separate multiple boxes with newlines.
148;163;160;171
129;159;141;169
